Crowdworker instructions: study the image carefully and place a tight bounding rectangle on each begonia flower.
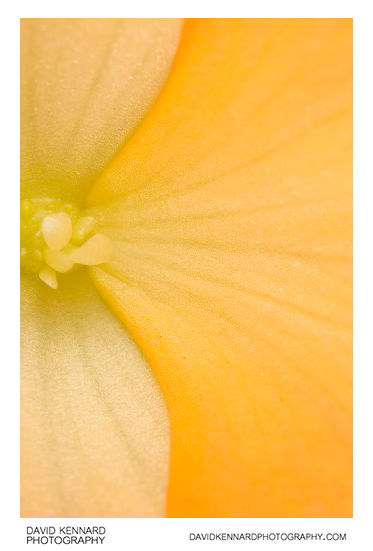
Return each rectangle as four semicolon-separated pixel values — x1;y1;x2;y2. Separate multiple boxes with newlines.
21;18;352;518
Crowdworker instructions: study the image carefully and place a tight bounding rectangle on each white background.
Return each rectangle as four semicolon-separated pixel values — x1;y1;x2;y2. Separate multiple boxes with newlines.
1;1;372;549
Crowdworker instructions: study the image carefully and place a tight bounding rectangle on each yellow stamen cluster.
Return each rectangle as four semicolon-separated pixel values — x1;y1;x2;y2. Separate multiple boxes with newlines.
20;197;112;289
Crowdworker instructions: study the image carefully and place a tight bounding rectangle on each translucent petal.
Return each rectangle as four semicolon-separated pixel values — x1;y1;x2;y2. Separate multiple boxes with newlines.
21;271;169;517
20;18;182;517
21;18;183;202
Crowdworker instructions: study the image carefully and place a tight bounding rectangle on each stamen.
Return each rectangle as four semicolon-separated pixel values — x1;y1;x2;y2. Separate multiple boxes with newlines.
21;197;113;288
44;247;74;273
72;216;96;244
41;212;72;250
39;266;58;289
69;234;113;265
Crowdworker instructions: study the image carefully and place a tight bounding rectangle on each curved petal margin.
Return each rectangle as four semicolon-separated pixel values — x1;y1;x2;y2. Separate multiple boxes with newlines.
88;19;353;517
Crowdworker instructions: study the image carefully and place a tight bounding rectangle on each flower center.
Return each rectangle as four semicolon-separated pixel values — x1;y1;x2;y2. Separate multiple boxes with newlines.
20;197;112;289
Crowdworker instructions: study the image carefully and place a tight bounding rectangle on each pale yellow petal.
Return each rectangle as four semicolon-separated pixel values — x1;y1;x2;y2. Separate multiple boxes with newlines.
21;271;169;517
21;18;183;202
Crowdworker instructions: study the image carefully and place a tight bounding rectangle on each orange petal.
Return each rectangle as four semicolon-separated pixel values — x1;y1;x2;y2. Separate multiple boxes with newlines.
88;19;352;517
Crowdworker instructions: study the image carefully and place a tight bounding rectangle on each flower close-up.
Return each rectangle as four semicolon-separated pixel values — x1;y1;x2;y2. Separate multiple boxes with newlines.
21;18;352;518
